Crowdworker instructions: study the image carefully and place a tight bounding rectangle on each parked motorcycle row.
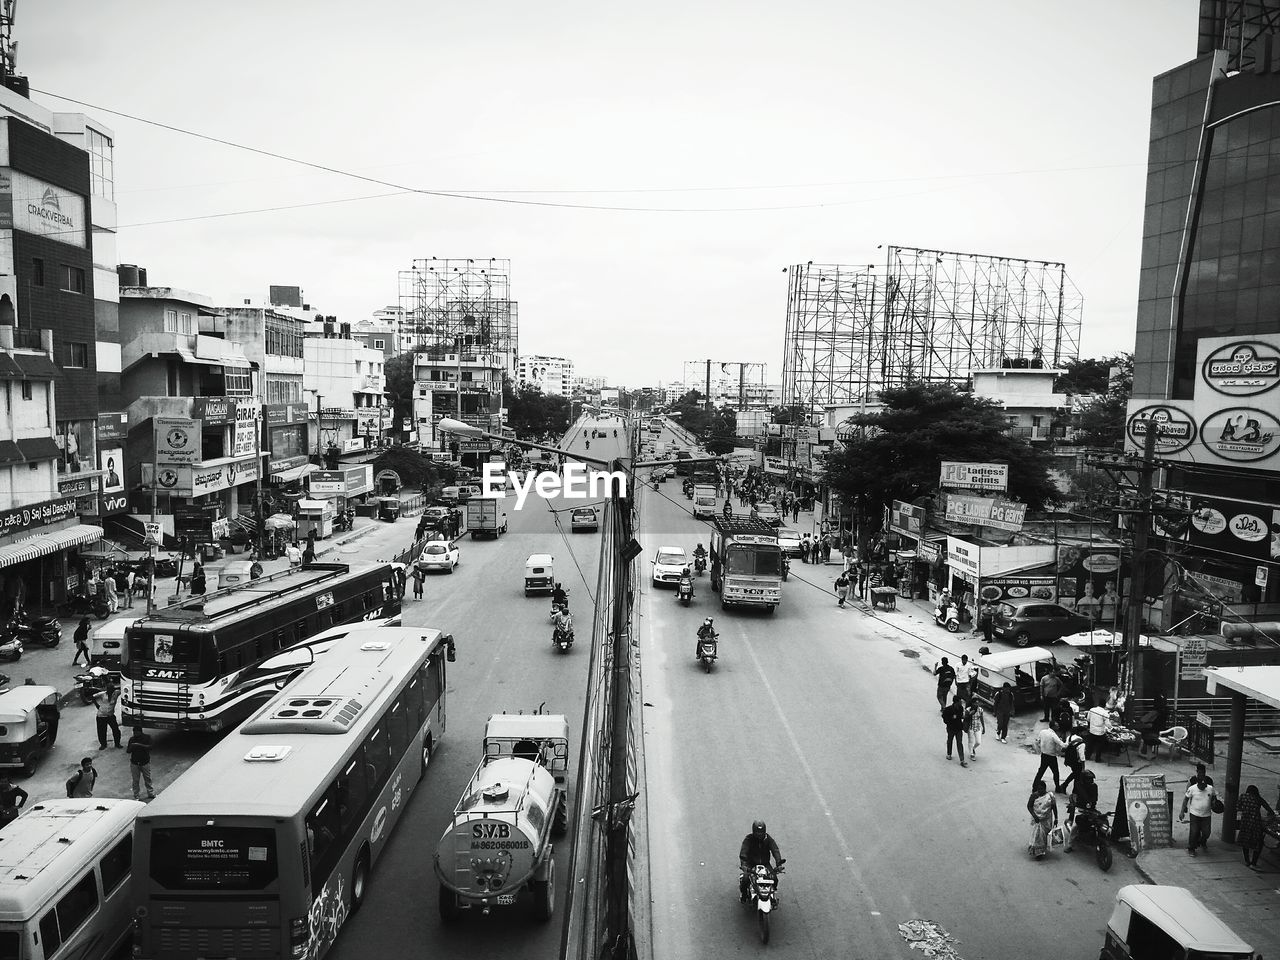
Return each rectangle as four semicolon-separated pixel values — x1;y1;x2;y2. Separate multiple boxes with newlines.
0;610;62;661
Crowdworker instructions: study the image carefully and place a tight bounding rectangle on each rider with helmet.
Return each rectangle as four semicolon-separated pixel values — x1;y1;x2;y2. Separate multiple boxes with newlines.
696;617;717;660
739;820;784;902
693;543;707;564
676;566;694;601
551;582;568;610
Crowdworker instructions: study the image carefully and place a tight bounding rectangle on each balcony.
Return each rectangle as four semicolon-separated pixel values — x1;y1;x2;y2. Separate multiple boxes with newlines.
0;326;53;353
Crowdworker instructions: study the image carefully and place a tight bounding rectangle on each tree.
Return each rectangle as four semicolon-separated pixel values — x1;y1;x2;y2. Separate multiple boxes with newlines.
1055;356;1125;397
1063;466;1118;522
1070;354;1133;449
823;382;1062;544
503;382;571;438
370;446;441;491
384;351;416;436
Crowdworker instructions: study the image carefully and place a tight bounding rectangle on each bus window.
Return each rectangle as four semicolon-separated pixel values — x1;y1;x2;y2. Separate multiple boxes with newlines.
423;657;443;715
335;756;368;836
387;701;407;758
0;931;18;960
55;872;99;943
305;791;341;880
363;726;391;791
100;834;132;895
38;911;60;957
405;676;424;728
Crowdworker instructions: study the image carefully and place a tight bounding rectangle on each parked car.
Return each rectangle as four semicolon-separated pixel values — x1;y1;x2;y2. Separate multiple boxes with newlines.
775;527;802;557
416;539;460;574
570;507;598;532
752;503;782;526
991;599;1094;648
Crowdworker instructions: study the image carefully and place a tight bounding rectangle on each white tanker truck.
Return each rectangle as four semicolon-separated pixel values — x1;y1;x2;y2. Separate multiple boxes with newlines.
435;710;571;922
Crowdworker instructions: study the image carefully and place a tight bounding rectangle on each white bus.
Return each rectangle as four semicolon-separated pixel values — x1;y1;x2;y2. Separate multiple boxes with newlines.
131;627;455;960
0;799;145;960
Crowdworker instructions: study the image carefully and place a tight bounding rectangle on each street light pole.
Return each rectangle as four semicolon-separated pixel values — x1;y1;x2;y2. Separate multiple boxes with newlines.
311;391;323;462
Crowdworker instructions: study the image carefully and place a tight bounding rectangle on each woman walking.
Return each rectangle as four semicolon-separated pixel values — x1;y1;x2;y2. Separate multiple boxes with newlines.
1237;784;1276;870
1027;780;1058;861
964;698;985;762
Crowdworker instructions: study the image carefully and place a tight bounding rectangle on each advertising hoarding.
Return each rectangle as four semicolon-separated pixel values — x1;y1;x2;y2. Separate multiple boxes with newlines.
939;461;1008;492
155;418;201;465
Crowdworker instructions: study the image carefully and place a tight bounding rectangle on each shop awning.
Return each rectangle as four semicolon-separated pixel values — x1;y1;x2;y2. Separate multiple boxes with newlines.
0;524;104;566
1204;666;1280;710
297;499;329;512
270;463;316;484
13;354;59;379
16;436;61;462
0;440;21;465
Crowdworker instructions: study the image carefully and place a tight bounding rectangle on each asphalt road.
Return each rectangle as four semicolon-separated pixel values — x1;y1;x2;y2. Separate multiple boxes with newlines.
637;445;1146;960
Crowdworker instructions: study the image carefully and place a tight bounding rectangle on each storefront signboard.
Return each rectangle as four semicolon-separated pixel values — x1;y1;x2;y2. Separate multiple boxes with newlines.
1055;544;1124;625
355;409;385;433
340;437;365;454
142;456;260;498
58;475;97;498
0;496;78;538
945;536;980;579
1183;569;1244;602
918;538;943;565
155;418;202;465
193;398;237;426
1152;491;1280;563
942;492;1027;532
309;470;345;495
96;412;128;444
232;403;259;458
265;403;309;426
1111;775;1172;853
977;575;1056;604
269;454;309;474
889;500;924;537
939;461;1008;492
345;465;372;496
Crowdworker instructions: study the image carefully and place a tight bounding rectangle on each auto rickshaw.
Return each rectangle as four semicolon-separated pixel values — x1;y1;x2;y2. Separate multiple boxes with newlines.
90;618;131;669
0;685;60;776
525;554;555;597
1101;885;1258;959
970;646;1059;713
377;497;402;522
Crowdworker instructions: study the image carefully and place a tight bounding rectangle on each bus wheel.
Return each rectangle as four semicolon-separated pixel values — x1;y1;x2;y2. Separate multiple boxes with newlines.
551;793;568;837
421;737;432;776
767;605;776;614
439;885;461;923
531;859;554;921
350;851;370;912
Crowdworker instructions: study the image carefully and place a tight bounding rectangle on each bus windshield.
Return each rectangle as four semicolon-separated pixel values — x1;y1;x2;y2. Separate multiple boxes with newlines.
149;826;278;891
726;547;781;577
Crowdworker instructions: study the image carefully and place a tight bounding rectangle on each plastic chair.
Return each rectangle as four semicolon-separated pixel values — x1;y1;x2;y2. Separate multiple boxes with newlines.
1156;725;1188;759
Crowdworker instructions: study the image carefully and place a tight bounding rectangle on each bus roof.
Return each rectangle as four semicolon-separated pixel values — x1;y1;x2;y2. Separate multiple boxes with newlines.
138;628;445;821
133;563;383;628
0;799;145;921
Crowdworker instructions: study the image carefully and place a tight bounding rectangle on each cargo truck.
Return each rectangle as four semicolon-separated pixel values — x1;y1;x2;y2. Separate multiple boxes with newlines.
692;483;718;519
709;516;783;612
466;496;508;539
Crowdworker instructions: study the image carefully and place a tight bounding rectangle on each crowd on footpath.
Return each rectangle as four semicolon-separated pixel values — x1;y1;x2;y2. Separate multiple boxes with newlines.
927;653;1280;867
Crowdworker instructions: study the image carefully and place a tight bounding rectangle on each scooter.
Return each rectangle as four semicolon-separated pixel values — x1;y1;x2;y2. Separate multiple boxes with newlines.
552;622;574;653
676;579;694;606
3;611;60;648
697;631;718;672
742;860;785;944
693;554;707;577
0;637;21;662
933;606;962;633
62;593;110;620
74;665;122;705
1063;807;1114;872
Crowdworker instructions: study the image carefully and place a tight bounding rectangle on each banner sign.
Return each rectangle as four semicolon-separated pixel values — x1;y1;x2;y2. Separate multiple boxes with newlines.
1179;637;1208;680
309;470;345;495
1190;712;1215;766
918;538;943;564
943;492;1027;532
232;403;259;458
355;409;384;432
1112;774;1172;854
945;536;981;579
1150;490;1280;564
0;170;87;247
155;418;201;465
978;575;1057;604
265;402;309;427
96;411;128;444
1056;545;1124;625
889;500;924;537
192;398;237;426
143;456;259;497
939;461;1008;492
0;496;79;538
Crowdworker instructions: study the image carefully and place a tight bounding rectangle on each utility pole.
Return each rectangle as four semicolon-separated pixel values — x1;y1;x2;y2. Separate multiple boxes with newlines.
1124;426;1158;700
705;359;711;413
253;404;264;559
148;418;158;614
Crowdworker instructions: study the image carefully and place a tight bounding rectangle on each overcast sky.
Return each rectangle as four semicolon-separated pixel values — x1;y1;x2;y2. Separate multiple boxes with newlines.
23;1;1195;386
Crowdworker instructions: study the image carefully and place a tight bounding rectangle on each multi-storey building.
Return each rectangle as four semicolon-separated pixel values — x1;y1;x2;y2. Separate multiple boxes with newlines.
351;319;400;360
516;354;574;396
303;320;390;465
413;348;504;460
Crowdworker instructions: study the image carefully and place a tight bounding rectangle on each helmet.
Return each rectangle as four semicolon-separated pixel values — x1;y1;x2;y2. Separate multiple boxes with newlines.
752;820;767;836
703;618;714;627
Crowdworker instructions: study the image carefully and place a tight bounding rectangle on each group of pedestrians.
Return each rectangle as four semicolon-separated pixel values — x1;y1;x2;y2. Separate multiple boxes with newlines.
933;655;985;768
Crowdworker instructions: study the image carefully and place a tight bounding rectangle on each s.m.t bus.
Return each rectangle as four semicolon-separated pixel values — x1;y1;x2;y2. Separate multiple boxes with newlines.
131;627;454;960
121;563;400;732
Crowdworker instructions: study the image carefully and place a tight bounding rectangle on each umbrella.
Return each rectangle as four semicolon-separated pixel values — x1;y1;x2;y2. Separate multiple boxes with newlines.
265;514;296;531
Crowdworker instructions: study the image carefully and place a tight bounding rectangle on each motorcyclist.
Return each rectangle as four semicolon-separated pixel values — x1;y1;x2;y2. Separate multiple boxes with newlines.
551;582;568;610
693;543;707;569
676;567;694;600
739;820;784;902
1065;770;1101;851
552;608;574;644
696;616;717;660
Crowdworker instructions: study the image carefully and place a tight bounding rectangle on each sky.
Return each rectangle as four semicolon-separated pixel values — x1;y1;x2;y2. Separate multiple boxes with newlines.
21;0;1197;386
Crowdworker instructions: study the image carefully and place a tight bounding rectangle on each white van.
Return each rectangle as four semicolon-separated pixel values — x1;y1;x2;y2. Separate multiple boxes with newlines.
0;798;146;960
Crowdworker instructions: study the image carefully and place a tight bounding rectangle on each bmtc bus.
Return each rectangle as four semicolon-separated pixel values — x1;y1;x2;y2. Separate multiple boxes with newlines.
121;563;401;732
131;627;455;960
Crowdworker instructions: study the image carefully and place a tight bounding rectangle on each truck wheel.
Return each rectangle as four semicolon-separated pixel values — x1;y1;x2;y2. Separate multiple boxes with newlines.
552;793;568;837
531;859;555;921
350;851;370;912
438;885;461;923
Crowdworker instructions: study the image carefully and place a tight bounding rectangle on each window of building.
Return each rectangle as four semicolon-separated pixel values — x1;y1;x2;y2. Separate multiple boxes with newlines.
64;342;89;368
163;309;177;332
31;257;44;286
20;380;32;401
223;369;252;396
59;265;86;294
374;338;385;349
88;127;115;201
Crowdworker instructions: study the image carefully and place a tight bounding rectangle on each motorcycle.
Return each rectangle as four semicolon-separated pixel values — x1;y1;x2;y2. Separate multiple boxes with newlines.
743;861;785;944
1063;807;1114;871
697;631;718;672
677;579;694;606
552;621;574;653
333;511;353;533
3;611;60;648
74;665;122;705
693;554;707;577
62;593;110;620
0;637;21;662
550;593;569;621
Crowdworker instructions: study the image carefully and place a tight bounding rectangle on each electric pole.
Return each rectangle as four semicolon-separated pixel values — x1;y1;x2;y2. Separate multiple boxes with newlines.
1123;427;1157;698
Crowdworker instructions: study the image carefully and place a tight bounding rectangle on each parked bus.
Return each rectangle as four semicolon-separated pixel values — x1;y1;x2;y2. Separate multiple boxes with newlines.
120;562;401;732
0;799;145;960
131;627;454;960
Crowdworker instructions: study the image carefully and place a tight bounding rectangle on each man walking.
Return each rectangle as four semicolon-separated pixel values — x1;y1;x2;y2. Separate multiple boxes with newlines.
943;695;967;767
1180;766;1219;856
93;683;122;750
933;657;956;712
1034;724;1065;792
126;725;156;801
412;564;425;601
1039;669;1065;723
992;682;1015;743
1060;730;1087;793
955;654;977;703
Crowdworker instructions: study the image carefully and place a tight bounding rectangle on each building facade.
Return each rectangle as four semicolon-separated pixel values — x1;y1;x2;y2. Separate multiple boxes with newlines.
302;322;389;465
516;354;574;396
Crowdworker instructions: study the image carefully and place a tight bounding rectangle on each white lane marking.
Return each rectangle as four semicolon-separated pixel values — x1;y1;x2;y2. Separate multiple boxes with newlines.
739;637;896;953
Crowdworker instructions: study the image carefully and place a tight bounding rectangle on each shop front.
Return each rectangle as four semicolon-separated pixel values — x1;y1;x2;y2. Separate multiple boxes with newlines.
265;402;312;503
944;536;1057;611
0;497;103;612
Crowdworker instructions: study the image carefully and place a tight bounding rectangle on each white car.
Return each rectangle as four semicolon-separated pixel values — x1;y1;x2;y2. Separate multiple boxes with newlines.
753;503;782;526
776;528;802;557
416;539;460;574
651;546;689;587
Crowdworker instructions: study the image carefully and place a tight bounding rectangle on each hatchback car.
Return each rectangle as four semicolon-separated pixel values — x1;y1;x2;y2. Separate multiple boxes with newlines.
416;539;461;574
570;507;598;532
753;503;782;526
775;528;802;557
991;599;1093;648
651;546;689;587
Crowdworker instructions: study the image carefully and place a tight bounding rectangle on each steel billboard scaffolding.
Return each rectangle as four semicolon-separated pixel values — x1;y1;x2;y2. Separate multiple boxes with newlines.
781;246;1082;415
680;360;768;410
396;258;519;369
